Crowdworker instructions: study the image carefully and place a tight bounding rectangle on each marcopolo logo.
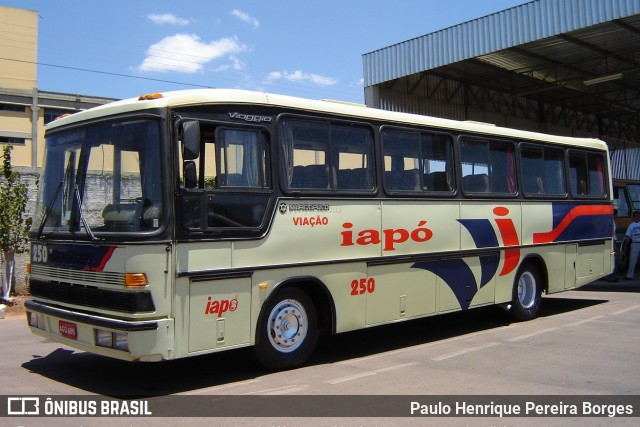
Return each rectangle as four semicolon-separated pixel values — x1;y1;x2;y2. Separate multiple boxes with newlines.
279;202;331;214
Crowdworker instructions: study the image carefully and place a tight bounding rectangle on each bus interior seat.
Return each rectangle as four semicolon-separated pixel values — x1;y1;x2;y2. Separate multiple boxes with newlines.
463;174;490;193
305;165;329;188
337;168;372;190
385;169;421;191
102;203;143;230
425;171;450;192
291;166;305;188
290;164;329;189
400;169;421;190
142;204;161;228
384;171;395;189
386;169;420;191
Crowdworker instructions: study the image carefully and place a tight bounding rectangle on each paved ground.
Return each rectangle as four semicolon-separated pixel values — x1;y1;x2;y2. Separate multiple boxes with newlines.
1;275;639;426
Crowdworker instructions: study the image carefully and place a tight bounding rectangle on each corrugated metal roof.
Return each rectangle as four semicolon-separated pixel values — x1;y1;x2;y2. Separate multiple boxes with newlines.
363;0;640;86
611;147;640;180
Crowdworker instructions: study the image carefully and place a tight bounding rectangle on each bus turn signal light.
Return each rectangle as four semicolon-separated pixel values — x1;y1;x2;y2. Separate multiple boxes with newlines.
125;273;148;287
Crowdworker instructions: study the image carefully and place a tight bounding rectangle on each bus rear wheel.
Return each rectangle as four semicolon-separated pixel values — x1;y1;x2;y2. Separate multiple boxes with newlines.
510;263;542;321
255;288;318;370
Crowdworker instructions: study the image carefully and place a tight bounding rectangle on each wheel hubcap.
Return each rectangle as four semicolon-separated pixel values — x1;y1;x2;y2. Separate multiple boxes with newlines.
267;299;307;353
517;271;537;309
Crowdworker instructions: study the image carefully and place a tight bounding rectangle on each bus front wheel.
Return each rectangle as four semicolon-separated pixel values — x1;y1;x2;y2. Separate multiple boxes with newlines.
255;288;318;370
510;263;542;321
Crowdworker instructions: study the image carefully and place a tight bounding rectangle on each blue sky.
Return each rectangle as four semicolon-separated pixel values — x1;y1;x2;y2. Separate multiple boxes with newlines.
3;0;527;103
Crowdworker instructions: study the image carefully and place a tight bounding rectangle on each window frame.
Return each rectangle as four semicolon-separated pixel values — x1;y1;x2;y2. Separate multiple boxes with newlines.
519;143;568;199
567;149;609;200
278;114;377;195
380;125;456;196
459;136;518;198
176;119;274;235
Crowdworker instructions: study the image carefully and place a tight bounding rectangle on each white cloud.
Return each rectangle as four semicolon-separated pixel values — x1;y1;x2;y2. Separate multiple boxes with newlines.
229;56;245;71
267;70;338;86
213;56;246;72
231;9;260;29
147;13;190;26
137;34;246;73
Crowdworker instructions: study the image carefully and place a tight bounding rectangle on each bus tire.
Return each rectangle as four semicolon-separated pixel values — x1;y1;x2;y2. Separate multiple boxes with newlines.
254;288;318;370
510;262;542;321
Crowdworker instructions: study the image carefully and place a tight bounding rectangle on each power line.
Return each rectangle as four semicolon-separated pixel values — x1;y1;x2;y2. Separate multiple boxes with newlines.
0;57;213;89
0;56;364;102
1;35;364;100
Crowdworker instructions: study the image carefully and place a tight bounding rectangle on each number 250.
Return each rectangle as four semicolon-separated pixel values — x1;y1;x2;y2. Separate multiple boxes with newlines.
350;277;375;296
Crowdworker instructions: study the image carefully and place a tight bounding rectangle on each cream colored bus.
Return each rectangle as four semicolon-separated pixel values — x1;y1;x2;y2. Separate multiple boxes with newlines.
26;89;613;370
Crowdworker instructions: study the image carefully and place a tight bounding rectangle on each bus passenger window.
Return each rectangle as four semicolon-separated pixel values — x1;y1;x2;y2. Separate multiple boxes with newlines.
334;125;375;191
422;133;454;192
282;120;329;190
382;129;454;194
569;151;606;197
521;145;565;196
281;119;374;191
461;138;515;195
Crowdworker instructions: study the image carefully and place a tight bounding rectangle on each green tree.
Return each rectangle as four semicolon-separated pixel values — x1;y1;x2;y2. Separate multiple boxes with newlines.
0;145;31;301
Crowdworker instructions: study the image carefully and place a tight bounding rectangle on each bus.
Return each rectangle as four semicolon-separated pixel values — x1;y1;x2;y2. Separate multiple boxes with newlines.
26;89;613;370
612;179;640;269
613;179;640;234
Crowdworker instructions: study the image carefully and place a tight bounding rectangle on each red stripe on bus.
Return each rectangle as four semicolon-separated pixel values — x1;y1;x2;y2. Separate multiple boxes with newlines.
84;246;116;272
533;205;612;244
495;218;520;276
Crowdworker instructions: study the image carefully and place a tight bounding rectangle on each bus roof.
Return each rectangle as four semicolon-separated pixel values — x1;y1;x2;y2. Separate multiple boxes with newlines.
46;88;607;151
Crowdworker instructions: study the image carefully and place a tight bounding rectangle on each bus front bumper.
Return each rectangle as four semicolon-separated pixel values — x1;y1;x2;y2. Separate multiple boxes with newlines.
25;300;174;362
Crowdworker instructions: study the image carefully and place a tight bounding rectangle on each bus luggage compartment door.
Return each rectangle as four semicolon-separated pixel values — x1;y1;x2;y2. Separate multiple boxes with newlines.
188;276;251;353
575;241;606;286
365;262;436;325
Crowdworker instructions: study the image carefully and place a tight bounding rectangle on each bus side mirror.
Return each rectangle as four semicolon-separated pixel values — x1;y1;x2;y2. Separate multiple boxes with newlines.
182;121;200;161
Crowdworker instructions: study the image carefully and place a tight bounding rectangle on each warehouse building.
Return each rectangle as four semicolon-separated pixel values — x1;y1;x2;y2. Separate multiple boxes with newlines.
363;0;640;179
0;5;115;173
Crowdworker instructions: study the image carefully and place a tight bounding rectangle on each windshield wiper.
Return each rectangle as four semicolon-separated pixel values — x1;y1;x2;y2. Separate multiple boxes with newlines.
36;181;100;242
73;185;101;242
36;180;64;240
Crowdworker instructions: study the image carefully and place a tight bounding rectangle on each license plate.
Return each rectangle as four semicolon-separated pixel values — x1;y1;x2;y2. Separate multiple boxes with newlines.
59;320;77;340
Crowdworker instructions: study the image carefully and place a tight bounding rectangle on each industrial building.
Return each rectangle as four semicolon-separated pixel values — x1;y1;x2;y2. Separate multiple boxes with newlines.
2;1;640;176
0;5;115;173
363;0;640;179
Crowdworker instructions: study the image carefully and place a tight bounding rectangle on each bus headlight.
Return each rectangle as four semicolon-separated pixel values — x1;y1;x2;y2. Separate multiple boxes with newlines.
96;329;113;348
114;332;129;351
95;329;129;352
28;312;46;330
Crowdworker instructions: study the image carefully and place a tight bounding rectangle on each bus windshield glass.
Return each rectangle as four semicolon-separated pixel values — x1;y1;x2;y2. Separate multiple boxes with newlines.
32;118;164;239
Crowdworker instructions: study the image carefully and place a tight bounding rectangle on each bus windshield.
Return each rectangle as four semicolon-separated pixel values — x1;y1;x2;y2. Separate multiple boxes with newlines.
32;118;164;239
